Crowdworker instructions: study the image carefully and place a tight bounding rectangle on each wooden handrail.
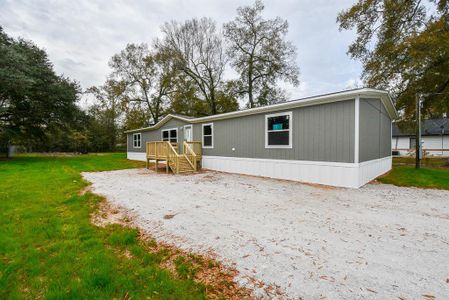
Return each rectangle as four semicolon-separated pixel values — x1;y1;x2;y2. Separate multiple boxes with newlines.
184;141;202;157
166;141;179;174
183;141;197;171
147;141;168;159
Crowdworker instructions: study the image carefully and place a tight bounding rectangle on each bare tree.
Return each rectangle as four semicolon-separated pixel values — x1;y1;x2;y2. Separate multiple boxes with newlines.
224;0;299;108
109;43;176;124
157;18;228;115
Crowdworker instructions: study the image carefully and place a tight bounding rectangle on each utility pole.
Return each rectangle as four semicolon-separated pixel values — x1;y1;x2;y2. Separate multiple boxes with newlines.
415;94;422;169
415;92;448;169
441;125;445;156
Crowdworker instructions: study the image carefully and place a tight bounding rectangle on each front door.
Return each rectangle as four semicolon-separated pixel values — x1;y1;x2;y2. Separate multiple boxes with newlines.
184;125;193;142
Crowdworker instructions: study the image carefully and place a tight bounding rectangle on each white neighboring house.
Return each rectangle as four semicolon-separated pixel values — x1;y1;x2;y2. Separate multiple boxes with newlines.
392;118;449;157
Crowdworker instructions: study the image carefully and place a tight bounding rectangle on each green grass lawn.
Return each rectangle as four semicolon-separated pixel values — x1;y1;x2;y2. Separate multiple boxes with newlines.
0;153;209;299
378;156;449;190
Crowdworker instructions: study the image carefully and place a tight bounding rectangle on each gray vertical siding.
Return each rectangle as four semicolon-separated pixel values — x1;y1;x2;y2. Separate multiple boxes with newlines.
192;99;355;163
359;98;392;162
127;118;189;153
126;96;394;165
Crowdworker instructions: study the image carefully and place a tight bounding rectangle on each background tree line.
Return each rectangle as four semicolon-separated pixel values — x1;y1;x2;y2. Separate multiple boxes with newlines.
1;1;299;155
1;0;447;155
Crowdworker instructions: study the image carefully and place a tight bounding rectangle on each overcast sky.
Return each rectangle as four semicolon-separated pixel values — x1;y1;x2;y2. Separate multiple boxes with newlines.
0;0;363;107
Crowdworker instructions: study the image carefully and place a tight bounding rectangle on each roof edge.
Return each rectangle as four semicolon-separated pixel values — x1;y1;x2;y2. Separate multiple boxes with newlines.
125;88;399;133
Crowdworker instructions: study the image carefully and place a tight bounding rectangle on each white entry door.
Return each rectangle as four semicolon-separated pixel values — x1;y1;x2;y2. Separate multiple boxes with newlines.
184;125;193;142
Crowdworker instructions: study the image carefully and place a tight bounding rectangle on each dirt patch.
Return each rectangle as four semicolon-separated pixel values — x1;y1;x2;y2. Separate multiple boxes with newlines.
78;185;91;196
91;201;133;228
163;214;177;220
145;162;171;173
91;197;269;299
200;173;220;182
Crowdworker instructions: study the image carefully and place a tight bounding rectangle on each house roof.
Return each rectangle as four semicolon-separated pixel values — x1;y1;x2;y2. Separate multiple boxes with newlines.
171;113;195;119
393;118;449;137
125;88;399;133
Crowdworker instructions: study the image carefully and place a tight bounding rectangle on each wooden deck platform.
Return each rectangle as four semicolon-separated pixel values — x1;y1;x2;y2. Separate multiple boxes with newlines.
146;141;202;174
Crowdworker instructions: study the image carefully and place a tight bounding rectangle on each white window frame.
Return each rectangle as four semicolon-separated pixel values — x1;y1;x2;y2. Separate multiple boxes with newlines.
202;123;214;149
265;111;293;149
161;128;178;143
133;133;141;148
184;124;193;141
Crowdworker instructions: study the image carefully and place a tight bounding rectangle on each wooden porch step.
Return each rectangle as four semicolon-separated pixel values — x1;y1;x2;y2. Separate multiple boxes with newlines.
178;163;194;168
168;161;195;174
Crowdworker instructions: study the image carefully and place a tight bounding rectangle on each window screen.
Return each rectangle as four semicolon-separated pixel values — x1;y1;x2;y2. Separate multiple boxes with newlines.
268;131;290;145
204;136;212;146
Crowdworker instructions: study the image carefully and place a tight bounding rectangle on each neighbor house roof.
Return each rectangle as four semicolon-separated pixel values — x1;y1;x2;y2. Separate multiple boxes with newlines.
125;88;398;133
393;118;449;137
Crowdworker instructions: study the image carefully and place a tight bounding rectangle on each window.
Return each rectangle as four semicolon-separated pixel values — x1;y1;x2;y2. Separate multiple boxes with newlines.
161;128;178;143
410;137;416;149
202;123;213;148
265;112;292;148
133;133;141;148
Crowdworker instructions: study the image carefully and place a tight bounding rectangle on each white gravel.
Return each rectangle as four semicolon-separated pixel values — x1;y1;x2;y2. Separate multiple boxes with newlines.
82;168;449;299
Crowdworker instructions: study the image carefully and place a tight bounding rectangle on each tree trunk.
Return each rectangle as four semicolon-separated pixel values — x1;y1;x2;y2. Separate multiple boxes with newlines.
154;95;162;124
248;80;254;108
209;86;217;115
5;140;10;158
209;70;217;115
248;60;254;108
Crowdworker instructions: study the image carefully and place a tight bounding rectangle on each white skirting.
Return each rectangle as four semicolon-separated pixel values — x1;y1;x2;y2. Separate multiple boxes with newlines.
394;149;449;157
425;150;449;156
202;156;392;188
127;152;146;161
358;156;392;187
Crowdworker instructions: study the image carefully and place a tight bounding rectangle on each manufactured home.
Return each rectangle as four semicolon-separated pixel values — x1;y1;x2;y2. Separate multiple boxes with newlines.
392;118;449;156
126;88;398;188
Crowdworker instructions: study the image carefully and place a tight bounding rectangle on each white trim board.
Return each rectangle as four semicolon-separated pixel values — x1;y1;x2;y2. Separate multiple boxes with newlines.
201;155;392;188
354;96;360;163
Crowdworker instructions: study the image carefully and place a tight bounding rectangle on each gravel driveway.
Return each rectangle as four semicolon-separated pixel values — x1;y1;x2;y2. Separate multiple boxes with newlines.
83;168;449;299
